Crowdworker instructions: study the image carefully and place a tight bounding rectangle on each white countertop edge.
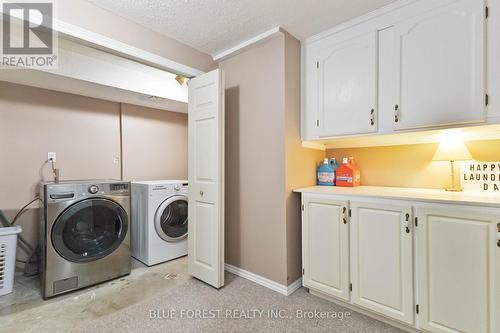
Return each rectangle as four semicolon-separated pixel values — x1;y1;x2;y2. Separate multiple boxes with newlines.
293;185;500;208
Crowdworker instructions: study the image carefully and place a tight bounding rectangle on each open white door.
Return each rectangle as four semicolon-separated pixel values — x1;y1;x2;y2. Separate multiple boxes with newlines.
188;69;225;288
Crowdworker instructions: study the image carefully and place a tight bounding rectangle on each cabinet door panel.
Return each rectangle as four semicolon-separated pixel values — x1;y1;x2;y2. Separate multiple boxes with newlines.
318;32;378;137
393;0;485;130
417;206;497;333
351;202;414;325
302;196;350;301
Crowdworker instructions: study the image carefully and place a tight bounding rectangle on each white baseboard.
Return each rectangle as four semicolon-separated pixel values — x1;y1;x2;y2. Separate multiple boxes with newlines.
224;263;302;296
309;289;421;333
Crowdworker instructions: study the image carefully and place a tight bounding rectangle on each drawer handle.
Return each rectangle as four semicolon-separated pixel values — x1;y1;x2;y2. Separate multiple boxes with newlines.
200;190;204;196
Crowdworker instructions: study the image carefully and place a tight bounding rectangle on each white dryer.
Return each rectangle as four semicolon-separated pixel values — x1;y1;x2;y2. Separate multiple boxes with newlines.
131;180;188;266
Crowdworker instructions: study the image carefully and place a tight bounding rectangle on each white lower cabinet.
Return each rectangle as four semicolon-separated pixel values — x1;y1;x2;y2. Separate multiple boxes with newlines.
416;206;498;333
302;196;350;301
301;193;499;333
350;202;414;325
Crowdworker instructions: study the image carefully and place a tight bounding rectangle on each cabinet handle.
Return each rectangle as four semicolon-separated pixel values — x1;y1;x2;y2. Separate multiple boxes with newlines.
394;105;399;123
404;213;410;234
343;207;347;224
370;109;375;126
497;223;500;247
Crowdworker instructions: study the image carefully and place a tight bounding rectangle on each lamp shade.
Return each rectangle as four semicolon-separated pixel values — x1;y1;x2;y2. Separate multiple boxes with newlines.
433;139;472;161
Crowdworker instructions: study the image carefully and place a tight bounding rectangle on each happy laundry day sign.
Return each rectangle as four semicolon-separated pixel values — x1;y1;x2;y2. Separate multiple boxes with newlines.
461;161;500;192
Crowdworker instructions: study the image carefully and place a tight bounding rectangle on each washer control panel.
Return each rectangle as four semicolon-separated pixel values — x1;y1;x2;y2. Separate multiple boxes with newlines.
45;181;130;202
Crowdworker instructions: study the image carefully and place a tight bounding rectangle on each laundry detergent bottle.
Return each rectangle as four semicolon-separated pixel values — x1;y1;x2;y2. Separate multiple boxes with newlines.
336;157;355;187
348;157;361;186
317;158;335;186
328;158;339;185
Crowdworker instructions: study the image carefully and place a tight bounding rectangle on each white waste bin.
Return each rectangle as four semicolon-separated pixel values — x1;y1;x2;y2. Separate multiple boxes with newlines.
0;226;22;296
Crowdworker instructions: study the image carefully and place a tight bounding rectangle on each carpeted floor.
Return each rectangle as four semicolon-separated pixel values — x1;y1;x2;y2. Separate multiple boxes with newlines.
71;273;405;333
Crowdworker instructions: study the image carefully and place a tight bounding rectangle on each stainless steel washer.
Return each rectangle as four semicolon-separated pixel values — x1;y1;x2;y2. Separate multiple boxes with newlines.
39;180;131;298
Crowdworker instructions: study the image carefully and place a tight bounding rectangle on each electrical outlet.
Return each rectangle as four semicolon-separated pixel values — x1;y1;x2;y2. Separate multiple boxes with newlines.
48;152;57;162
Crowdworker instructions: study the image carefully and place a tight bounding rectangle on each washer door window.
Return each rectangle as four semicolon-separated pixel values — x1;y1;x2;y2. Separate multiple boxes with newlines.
52;198;128;263
155;195;188;242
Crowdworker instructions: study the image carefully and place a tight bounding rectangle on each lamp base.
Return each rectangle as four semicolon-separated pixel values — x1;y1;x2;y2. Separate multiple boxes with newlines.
445;187;463;192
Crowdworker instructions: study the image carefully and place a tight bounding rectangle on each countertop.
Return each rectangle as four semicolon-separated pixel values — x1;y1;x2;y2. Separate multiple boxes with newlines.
294;185;500;208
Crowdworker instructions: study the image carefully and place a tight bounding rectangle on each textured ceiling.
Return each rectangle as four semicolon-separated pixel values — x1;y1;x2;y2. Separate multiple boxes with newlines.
87;0;396;57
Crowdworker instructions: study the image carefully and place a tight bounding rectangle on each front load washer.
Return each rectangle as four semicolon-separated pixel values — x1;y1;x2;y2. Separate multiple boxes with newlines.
39;180;131;299
131;180;188;266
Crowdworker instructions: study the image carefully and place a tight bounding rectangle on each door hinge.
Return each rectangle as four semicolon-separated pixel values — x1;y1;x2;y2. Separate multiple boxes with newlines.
349;283;353;292
486;6;489;19
316;61;319;69
415;217;418;227
486;93;489;106
416;304;420;314
302;268;305;276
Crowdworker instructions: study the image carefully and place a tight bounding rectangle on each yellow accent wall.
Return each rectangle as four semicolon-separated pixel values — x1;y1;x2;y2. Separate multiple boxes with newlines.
326;140;500;189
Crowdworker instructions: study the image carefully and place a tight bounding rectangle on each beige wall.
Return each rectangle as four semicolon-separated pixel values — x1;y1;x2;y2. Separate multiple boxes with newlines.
121;104;188;181
58;0;217;73
220;33;322;286
221;35;288;285
0;82;121;209
326;140;500;189
0;82;188;263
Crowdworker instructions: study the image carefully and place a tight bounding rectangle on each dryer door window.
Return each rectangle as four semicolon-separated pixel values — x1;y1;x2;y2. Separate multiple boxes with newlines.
51;198;128;263
155;196;188;242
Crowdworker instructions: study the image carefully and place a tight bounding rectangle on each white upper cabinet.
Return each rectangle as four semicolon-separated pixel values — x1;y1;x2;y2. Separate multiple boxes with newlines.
301;0;490;142
317;32;378;137
392;0;486;130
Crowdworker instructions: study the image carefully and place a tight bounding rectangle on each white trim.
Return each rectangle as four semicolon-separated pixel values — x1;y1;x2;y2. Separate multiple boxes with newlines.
286;277;303;295
301;141;326;151
0;8;204;78
303;0;419;44
213;27;283;62
55;20;204;78
224;263;302;296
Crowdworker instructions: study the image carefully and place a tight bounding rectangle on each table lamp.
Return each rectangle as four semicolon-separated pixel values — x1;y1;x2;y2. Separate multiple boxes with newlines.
433;138;472;192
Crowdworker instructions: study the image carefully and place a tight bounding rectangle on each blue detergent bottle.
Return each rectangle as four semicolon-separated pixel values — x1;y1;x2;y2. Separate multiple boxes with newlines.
329;158;339;185
317;158;335;186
